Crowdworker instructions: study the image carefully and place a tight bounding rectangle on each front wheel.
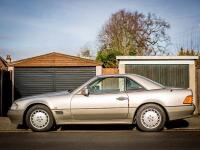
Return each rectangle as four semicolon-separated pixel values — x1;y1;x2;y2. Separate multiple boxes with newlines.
26;105;54;132
136;104;166;132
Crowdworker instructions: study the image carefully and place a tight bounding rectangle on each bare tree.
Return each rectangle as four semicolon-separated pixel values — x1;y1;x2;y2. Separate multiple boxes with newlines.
78;44;92;58
98;10;170;56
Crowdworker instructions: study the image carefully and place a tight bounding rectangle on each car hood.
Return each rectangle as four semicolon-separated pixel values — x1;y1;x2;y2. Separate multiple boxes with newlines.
15;91;69;102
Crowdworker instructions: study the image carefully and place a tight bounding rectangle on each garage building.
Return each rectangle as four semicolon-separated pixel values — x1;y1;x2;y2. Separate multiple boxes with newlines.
11;52;102;100
117;56;199;113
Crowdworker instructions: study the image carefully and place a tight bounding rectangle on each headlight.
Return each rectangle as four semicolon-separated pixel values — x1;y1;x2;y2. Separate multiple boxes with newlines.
10;102;18;110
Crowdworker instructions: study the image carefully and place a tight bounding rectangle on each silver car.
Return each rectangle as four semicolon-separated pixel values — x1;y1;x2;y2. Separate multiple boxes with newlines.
8;74;195;132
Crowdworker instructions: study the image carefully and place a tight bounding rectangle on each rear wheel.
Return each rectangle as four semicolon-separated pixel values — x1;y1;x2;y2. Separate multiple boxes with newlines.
136;104;166;132
26;105;54;132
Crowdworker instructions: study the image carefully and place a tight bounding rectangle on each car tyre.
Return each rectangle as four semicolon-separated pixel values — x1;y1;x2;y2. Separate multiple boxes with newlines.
136;104;166;132
26;105;54;132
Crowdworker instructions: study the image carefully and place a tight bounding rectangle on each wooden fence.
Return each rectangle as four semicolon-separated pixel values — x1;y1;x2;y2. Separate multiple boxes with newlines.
102;68;119;75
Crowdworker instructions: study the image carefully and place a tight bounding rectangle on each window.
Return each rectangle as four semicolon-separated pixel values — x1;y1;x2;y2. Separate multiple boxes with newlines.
88;77;125;94
126;78;143;91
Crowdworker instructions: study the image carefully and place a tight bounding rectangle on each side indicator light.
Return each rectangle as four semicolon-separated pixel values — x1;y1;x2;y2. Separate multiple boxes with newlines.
183;95;193;104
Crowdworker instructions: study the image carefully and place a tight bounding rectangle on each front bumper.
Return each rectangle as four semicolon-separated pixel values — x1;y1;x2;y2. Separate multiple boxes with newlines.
166;104;195;121
7;110;24;125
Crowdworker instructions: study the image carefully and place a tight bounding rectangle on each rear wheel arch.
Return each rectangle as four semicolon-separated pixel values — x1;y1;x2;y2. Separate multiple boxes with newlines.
133;102;169;131
133;102;169;123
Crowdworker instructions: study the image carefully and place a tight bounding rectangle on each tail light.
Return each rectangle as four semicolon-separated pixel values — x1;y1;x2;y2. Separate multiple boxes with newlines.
183;95;193;104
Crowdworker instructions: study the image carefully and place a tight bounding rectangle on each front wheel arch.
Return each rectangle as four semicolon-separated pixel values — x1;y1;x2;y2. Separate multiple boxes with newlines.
23;103;55;128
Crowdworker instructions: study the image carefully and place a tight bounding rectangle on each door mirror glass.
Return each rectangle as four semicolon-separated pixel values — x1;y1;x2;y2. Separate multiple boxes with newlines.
81;88;89;96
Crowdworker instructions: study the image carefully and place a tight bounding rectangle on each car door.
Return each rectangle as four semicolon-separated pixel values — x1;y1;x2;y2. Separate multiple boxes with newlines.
70;77;129;121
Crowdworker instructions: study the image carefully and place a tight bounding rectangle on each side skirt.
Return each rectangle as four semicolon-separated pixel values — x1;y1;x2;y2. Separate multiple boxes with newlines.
56;119;133;125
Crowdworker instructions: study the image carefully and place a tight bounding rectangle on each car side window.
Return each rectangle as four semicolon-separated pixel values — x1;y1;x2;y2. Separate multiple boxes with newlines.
88;77;125;94
126;78;143;91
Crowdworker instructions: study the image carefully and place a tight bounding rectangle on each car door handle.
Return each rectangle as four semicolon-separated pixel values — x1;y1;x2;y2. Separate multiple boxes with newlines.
116;97;128;101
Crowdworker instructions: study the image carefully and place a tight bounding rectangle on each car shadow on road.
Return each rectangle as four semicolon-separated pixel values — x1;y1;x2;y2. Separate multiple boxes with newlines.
59;119;189;131
16;119;189;131
165;119;189;129
60;124;136;131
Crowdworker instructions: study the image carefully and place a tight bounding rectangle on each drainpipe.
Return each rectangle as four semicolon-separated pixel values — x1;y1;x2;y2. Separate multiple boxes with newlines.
8;66;14;102
7;55;14;102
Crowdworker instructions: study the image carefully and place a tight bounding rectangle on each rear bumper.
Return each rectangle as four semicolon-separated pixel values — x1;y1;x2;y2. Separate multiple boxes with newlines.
7;110;24;125
166;104;195;121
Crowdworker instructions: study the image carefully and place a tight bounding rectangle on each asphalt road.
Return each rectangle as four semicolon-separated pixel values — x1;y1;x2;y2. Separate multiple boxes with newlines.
0;130;200;150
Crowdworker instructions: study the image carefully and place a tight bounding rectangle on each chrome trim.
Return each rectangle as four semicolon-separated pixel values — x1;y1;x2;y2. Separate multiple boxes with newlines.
140;108;161;129
30;109;50;129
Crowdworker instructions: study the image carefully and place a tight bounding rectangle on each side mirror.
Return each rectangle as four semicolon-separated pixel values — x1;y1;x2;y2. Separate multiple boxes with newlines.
81;88;89;96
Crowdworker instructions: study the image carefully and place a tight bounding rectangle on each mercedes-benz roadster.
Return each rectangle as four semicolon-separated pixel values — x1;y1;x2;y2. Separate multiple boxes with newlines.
8;74;195;132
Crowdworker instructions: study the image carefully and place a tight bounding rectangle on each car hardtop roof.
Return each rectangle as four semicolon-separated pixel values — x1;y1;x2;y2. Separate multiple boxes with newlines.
95;74;164;89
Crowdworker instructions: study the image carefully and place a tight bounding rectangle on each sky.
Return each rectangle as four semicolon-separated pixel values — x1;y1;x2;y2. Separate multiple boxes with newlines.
0;0;200;60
